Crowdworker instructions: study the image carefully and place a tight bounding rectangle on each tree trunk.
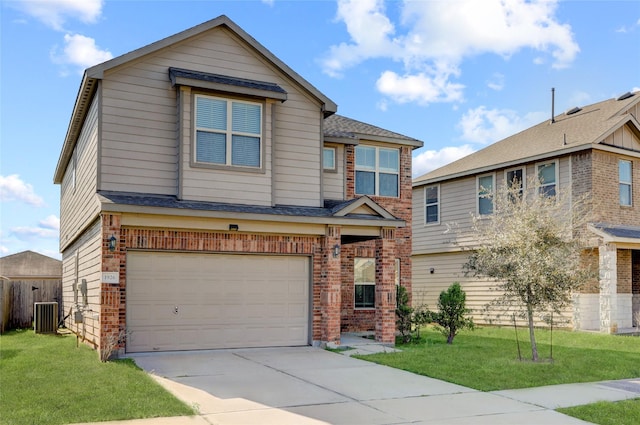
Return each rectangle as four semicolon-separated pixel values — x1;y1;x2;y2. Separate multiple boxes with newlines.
447;331;454;344
527;303;539;361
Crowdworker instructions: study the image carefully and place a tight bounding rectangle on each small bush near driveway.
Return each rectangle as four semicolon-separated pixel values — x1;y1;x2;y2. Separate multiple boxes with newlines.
0;329;194;425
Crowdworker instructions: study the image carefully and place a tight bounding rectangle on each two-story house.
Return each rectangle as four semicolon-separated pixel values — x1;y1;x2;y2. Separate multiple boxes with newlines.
53;16;422;357
413;92;640;333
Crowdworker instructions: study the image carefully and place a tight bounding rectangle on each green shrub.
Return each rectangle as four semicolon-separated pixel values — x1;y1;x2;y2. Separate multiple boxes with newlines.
431;282;474;344
396;285;430;343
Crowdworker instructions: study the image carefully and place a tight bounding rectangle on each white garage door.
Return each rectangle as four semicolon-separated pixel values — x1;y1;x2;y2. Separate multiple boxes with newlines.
126;251;310;352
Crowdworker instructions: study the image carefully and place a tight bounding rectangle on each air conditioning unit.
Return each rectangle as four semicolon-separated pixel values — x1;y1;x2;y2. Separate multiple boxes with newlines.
34;302;58;334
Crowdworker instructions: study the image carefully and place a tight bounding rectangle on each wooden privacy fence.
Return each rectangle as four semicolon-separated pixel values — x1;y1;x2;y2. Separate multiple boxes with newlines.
0;279;62;332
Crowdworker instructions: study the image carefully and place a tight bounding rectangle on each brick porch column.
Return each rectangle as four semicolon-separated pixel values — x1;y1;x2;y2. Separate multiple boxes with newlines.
100;213;123;359
375;229;396;344
319;225;341;345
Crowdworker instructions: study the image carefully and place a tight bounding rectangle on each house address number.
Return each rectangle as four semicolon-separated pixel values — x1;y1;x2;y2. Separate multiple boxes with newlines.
102;272;119;284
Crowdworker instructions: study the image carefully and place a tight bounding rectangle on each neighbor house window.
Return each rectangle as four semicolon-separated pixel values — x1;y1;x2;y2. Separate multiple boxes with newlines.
194;94;262;168
620;159;632;206
323;147;336;170
537;161;557;197
505;167;525;199
425;185;439;224
354;258;375;309
477;174;494;215
355;146;399;197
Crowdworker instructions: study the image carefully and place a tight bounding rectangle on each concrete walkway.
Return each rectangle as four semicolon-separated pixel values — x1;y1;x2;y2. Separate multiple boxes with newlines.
70;339;640;425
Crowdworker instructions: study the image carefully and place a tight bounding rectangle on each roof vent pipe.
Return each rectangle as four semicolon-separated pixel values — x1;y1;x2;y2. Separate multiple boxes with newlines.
551;87;556;124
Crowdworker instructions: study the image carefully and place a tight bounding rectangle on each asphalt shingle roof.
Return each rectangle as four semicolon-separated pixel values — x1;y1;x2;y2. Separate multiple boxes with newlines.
592;223;640;240
169;67;287;95
324;114;423;145
414;92;640;184
98;191;394;222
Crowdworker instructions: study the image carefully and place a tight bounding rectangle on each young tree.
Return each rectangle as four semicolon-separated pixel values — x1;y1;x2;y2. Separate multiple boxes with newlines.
464;177;595;361
432;282;474;344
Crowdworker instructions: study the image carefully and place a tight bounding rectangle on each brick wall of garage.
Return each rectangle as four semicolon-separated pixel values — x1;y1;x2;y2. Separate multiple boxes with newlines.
101;215;349;354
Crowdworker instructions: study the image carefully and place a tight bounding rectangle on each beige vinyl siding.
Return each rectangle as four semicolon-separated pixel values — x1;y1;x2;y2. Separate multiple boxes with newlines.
412;176;477;255
99;26;323;206
413;252;573;327
100;63;178;195
273;104;322;206
61;220;102;348
323;144;344;200
603;125;640;151
60;95;101;251
413;156;572;255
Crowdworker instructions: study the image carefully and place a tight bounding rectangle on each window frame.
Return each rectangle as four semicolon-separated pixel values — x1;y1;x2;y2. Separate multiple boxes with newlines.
504;166;525;199
192;93;264;171
354;257;376;309
424;184;440;225
536;160;559;198
476;173;495;216
323;146;336;172
619;159;633;206
354;145;400;198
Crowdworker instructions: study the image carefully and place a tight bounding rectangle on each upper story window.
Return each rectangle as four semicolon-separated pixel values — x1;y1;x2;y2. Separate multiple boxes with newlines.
323;147;336;171
425;185;439;224
537;161;557;197
355;146;399;197
477;174;494;215
194;94;262;168
619;159;632;206
505;167;525;200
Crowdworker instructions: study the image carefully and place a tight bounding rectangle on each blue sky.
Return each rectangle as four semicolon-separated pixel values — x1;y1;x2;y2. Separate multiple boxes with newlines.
1;0;639;259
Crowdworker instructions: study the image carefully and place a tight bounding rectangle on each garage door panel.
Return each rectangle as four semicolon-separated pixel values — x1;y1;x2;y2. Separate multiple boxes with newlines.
126;252;310;352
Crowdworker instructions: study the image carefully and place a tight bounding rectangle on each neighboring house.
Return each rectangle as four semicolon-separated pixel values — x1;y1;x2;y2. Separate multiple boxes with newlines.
413;92;640;333
0;251;62;331
53;15;422;355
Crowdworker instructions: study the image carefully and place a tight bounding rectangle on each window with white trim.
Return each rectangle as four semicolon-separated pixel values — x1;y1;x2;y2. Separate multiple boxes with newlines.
619;159;632;206
355;146;399;197
354;258;375;309
477;174;494;215
425;185;439;224
323;147;336;170
537;161;557;197
194;94;262;168
505;167;525;199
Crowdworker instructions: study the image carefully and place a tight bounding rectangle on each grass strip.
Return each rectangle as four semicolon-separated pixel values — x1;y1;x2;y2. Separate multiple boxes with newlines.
0;329;194;425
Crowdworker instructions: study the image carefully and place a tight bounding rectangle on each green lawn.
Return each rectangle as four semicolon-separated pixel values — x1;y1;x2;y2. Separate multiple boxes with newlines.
356;326;640;425
0;329;194;425
558;399;640;425
357;326;640;391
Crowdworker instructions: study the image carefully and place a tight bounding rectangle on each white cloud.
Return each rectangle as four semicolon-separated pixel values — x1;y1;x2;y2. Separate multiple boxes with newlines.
458;106;547;145
39;215;60;231
487;73;505;91
322;0;398;78
262;0;275;6
323;0;579;105
376;67;465;105
12;0;103;31
0;174;45;207
51;33;113;73
0;246;9;255
412;145;476;178
10;226;58;240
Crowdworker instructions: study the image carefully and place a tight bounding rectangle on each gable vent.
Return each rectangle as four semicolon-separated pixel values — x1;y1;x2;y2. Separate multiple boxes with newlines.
617;92;635;101
566;106;581;115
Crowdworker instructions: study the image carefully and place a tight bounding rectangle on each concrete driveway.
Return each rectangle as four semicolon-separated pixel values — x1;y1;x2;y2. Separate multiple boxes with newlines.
128;346;591;425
